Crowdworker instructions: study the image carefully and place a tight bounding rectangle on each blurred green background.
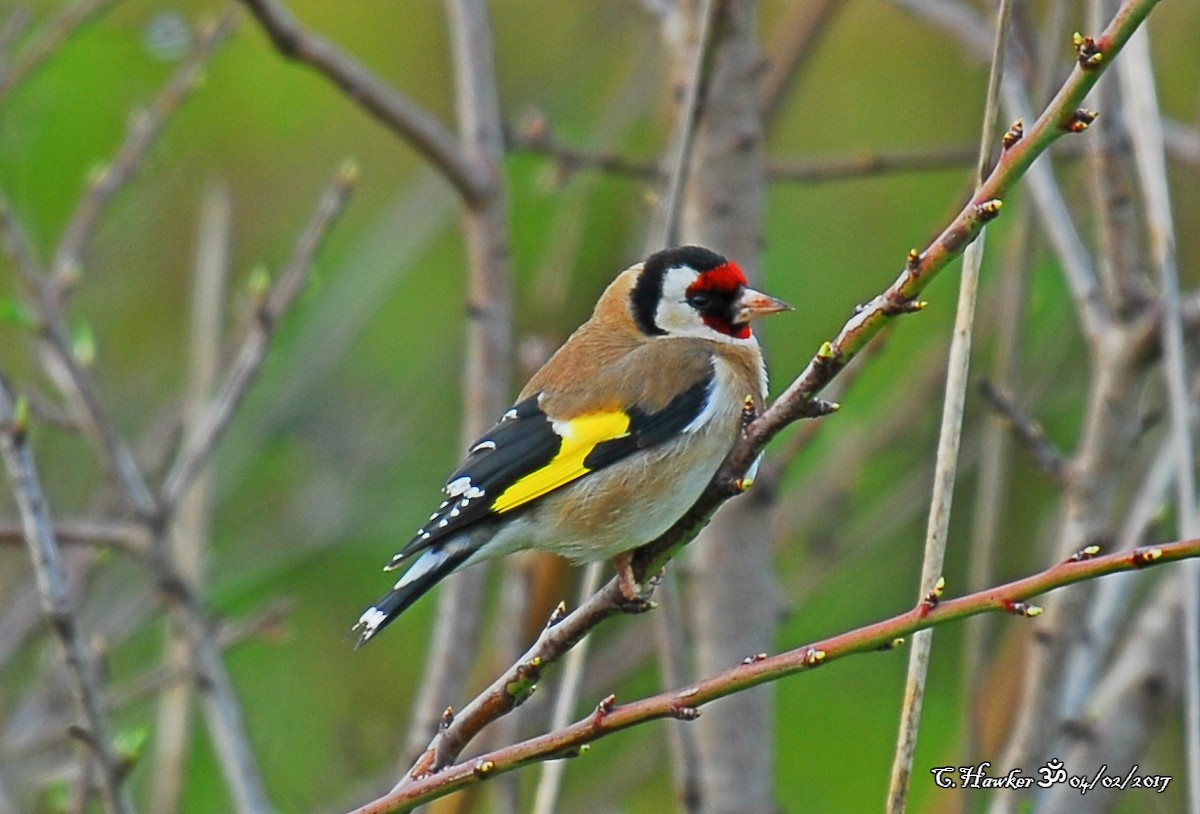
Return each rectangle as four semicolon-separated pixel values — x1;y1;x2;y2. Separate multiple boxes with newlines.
1;0;1198;811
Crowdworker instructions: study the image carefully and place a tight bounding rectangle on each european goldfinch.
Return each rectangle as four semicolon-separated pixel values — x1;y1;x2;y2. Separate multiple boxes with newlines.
353;246;790;646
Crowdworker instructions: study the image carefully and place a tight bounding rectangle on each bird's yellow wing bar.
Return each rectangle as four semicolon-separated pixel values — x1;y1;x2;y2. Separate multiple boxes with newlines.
490;411;631;514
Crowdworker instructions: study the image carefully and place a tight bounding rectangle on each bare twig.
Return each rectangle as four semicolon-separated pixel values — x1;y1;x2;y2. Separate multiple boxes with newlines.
159;163;357;511
237;0;490;204
0;380;134;814
978;379;1067;484
49;10;237;294
0;0;124;103
0;518;151;555
350;538;1200;813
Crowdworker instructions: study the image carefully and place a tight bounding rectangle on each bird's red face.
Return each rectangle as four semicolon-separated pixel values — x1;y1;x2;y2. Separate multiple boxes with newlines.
632;246;792;343
687;262;753;339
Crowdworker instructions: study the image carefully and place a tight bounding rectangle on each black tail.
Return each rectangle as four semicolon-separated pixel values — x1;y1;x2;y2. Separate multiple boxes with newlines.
352;546;473;648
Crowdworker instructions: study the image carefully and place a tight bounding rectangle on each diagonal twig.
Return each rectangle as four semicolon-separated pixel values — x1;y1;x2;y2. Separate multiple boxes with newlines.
237;0;490;204
159;163;357;512
978;379;1068;485
49;9;238;295
0;0;125;103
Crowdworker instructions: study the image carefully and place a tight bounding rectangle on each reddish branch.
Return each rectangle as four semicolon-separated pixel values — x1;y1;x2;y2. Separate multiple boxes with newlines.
354;538;1200;812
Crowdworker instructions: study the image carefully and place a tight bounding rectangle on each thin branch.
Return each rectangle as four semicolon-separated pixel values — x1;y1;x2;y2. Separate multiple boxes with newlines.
49;9;237;294
978;379;1068;485
0;189;158;517
960;208;1035;796
0;379;134;814
511;120;1200;186
237;0;491;204
158;587;272;813
159;163;357;511
505;119;660;181
349;538;1200;813
0;0;124;103
0;518;151;555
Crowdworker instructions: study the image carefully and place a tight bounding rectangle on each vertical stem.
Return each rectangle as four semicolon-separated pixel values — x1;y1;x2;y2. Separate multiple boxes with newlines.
152;183;230;814
885;0;1012;810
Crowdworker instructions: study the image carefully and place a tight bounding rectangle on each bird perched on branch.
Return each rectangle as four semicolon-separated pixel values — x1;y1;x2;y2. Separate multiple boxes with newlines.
353;246;790;646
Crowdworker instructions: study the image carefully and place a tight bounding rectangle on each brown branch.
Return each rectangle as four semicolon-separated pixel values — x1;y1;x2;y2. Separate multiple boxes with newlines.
979;379;1068;485
237;0;491;204
49;9;237;295
349;538;1200;813
510;120;1200;186
159;162;357;512
0;518;151;555
0;379;134;814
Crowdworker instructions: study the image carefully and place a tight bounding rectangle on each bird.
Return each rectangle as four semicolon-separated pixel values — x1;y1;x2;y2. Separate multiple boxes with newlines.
352;245;791;646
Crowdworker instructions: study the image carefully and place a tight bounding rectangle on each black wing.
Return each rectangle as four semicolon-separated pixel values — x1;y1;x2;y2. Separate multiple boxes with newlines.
384;374;714;570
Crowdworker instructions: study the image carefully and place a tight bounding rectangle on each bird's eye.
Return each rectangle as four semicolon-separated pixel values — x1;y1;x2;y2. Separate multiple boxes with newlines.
687;292;712;310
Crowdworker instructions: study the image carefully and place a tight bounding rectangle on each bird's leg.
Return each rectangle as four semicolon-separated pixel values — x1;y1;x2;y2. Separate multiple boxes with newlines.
613;552;657;613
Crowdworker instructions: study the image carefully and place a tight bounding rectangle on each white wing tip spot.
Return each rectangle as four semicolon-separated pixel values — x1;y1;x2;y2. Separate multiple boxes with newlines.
470;440;497;454
356;607;387;641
